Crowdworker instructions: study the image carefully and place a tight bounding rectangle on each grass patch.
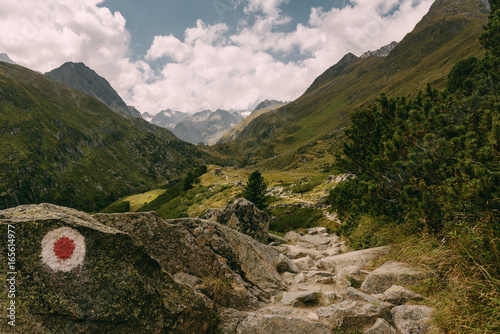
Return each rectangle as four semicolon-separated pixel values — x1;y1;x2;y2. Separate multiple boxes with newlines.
123;189;166;212
100;200;130;214
291;179;323;194
199;277;231;306
345;220;500;333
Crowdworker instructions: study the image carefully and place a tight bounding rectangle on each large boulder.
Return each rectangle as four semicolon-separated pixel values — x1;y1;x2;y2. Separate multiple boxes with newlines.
94;212;286;309
360;261;431;294
199;198;270;243
0;204;217;333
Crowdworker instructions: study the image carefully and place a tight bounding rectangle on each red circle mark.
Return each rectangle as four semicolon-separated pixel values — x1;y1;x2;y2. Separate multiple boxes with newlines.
53;236;76;260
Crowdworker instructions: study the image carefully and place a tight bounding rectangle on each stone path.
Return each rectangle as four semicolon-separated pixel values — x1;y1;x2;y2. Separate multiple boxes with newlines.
220;227;438;334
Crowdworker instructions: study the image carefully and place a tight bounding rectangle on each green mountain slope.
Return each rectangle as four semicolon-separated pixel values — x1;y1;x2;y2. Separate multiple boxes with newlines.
216;0;490;169
0;62;208;212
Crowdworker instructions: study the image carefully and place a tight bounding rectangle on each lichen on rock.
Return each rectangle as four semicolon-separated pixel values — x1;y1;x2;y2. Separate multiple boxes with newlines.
0;204;218;333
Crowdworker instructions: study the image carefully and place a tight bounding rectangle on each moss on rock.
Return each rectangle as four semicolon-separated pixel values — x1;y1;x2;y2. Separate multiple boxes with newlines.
0;204;218;333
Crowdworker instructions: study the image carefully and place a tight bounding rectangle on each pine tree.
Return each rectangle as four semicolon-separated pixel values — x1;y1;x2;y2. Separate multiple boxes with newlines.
242;170;268;210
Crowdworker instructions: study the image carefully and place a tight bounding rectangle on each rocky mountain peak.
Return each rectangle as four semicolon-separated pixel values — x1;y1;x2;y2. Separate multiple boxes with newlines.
0;53;16;64
171;109;244;145
45;62;135;118
360;41;398;58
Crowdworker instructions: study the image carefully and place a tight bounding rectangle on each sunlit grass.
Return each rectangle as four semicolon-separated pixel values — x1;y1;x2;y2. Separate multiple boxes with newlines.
124;189;166;212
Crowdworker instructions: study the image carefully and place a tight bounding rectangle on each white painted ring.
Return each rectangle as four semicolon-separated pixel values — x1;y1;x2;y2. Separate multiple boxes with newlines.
41;227;85;272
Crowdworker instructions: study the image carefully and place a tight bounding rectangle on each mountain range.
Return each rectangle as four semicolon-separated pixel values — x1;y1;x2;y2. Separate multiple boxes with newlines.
0;0;491;209
214;0;490;169
171;109;245;145
144;109;191;129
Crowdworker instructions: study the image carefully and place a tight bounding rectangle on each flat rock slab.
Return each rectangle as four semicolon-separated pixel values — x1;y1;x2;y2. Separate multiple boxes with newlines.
256;307;319;321
285;244;328;261
317;301;391;331
361;261;430;294
219;307;329;334
391;305;434;334
281;291;321;307
285;231;301;242
316;246;390;273
345;287;391;307
236;314;331;334
300;234;333;246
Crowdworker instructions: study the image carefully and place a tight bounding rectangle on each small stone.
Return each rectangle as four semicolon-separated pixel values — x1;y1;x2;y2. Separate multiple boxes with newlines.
281;272;295;286
323;291;343;304
345;287;390;307
295;272;306;284
315;276;335;284
365;318;397;334
276;254;301;274
173;272;201;288
285;231;301;242
281;291;321;307
293;255;316;270
307;227;328;235
269;233;287;245
391;305;434;334
375;285;423;305
316;246;390;273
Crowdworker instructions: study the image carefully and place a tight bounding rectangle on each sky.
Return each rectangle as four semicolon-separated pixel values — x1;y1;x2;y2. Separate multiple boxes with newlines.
0;0;434;115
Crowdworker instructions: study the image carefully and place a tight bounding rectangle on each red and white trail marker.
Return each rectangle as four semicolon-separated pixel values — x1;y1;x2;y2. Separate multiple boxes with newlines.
41;227;85;272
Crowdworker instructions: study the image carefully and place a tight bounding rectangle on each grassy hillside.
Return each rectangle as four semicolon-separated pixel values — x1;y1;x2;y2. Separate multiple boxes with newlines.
212;0;489;170
0;62;209;212
218;101;287;144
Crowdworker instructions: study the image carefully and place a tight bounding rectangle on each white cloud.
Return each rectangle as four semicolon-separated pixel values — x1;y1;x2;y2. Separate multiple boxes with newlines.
0;0;145;101
137;0;433;114
0;0;434;115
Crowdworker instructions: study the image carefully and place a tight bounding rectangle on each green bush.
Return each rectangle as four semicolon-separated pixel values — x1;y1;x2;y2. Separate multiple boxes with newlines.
269;207;323;233
291;180;321;194
242;170;268;209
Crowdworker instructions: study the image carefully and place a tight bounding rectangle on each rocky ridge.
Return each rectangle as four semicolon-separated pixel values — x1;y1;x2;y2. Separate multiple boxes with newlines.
45;62;136;118
360;41;399;58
